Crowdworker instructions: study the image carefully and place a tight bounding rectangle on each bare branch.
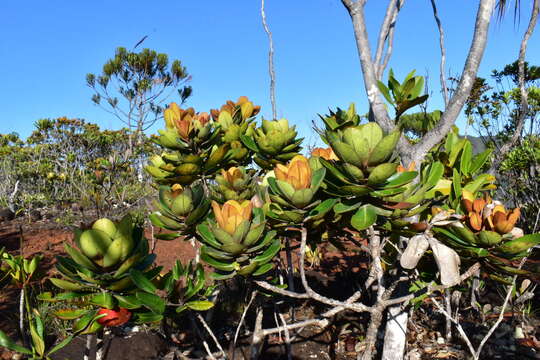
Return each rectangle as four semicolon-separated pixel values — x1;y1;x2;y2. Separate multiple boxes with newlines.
233;290;258;354
374;0;398;72
261;0;277;120
382;262;481;307
254;280;309;299
375;0;405;79
196;313;226;358
410;0;496;164
342;0;414;159
298;227;370;312
342;0;395;133
250;307;264;360
430;0;449;107
431;297;477;357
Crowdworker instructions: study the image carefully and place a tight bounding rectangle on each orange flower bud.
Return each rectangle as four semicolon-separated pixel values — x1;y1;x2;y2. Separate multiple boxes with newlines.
171;184;184;197
212;200;252;235
311;147;339;161
461;190;475;213
275;155;312;190
222;167;243;185
467;212;483;232
472;198;486;213
397;162;416;173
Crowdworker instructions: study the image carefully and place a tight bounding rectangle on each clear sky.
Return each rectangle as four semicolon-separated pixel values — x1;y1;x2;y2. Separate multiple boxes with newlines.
0;1;538;144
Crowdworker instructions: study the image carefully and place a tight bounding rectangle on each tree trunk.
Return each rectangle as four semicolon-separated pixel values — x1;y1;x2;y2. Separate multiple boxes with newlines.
381;306;408;360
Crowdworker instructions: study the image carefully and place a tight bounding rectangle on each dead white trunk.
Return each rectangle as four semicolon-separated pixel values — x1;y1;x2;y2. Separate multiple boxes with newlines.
381;306;408;360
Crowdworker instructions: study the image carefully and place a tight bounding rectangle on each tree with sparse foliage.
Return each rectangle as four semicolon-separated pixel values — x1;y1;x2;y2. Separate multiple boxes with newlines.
86;47;192;154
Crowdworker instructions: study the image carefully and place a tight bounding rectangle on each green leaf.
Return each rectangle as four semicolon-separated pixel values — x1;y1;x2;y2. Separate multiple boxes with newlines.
377;81;394;104
53;308;88;320
129;269;157;294
240;135;259;152
371;186;408;197
470;149;492;174
185;300;214;311
310;167;326;192
306;198;337;221
385;171;418;188
333;201;362;214
196;223;222;248
0;330;32;355
463;173;495;194
200;247;236;271
113;253;143;278
275;179;296;200
114;295;142;310
247;231;277;254
410;76;424;99
452;168;462;199
253;239;282;264
351;205;377;231
369;131;400;165
49;278;87;291
155;232;182;241
89;292;116;309
135;292;165;314
368;163;398;186
424;162;444;188
133;312;163;324
460;141;472;175
47;335;74;356
448;139;466;167
73;311;104;335
185;266;206;300
29;320;45;356
253;262;274;276
495;234;540;255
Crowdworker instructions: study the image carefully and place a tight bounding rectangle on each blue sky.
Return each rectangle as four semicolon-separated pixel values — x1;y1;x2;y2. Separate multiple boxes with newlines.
1;1;538;144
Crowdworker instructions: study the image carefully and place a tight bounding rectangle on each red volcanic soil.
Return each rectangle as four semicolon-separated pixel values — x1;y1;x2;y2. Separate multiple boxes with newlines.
0;219;196;359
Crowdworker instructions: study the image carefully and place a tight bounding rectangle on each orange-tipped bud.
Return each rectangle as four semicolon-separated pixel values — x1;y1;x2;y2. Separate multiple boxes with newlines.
212;200;252;235
275;155;312;190
467;212;483;232
492;207;521;234
221;167;243;185
461;190;475;213
472;198;486;213
171;183;184;196
396;162;416;173
311;147;339;161
164;103;196;139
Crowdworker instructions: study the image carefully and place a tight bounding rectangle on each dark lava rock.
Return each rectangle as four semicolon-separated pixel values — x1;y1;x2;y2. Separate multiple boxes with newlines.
0;208;15;222
29;209;42;221
51;332;168;360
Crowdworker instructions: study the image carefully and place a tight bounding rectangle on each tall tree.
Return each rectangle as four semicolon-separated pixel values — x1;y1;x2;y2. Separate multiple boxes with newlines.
86;46;192;154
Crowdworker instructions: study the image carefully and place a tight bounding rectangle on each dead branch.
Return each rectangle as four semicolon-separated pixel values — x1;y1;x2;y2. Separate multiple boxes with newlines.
261;0;277;120
429;0;449;107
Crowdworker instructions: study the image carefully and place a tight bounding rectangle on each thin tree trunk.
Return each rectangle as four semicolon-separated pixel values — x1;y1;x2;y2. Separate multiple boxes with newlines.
341;0;496;165
360;307;384;360
381;305;408;360
261;0;277;120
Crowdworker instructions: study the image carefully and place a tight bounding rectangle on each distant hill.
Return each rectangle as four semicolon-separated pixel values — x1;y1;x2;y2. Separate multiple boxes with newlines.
463;135;487;155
